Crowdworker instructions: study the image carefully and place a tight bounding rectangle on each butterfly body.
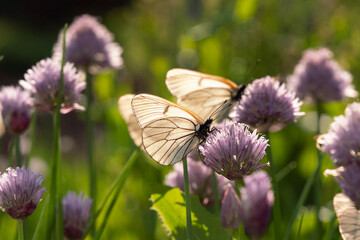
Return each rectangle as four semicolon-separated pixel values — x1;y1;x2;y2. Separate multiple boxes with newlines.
195;118;213;141
231;84;247;102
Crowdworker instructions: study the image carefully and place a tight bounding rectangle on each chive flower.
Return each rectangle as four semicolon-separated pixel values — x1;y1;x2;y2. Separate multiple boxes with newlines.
287;48;358;103
165;150;232;206
221;184;242;229
199;121;269;180
239;170;274;238
52;14;123;73
317;102;360;166
0;167;45;220
230;76;304;133
325;164;360;207
19;58;85;114
62;191;92;240
0;86;33;134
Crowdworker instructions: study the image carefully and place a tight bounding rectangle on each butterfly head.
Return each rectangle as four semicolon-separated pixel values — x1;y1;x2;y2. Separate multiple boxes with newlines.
231;84;247;102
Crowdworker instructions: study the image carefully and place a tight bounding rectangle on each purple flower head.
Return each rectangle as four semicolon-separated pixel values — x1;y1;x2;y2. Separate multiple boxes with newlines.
0;167;45;220
230;76;304;133
199;121;269;180
287;48;358;103
52;14;123;73
165;149;232;207
0;86;33;134
221;184;241;229
325;165;360;208
62;191;92;240
19;58;86;114
240;171;274;238
317;102;360;166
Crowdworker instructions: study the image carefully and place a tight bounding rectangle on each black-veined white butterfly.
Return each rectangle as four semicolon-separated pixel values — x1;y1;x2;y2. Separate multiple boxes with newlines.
165;68;246;121
118;94;142;147
333;193;360;240
131;93;231;165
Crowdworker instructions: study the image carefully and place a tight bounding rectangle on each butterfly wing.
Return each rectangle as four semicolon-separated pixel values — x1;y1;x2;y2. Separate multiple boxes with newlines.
142;117;201;165
131;94;204;165
166;68;237;120
178;88;234;121
166;68;237;98
334;193;360;240
118;94;142;147
131;93;203;127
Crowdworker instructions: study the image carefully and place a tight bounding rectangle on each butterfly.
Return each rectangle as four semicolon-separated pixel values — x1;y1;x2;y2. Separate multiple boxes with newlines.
118;94;142;147
333;193;360;240
131;93;231;165
165;68;246;121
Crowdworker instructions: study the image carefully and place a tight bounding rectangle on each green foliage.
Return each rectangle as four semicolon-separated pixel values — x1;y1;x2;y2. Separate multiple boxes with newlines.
95;150;139;239
151;188;228;240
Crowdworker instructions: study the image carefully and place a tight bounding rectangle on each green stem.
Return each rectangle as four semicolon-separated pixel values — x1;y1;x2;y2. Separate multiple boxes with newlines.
211;170;220;214
23;220;27;240
26;110;37;168
314;102;323;239
32;196;49;240
54;112;63;240
323;212;336;240
82;149;139;239
238;222;245;240
15;136;22;166
234;179;241;196
266;132;281;239
283;166;317;240
18;220;24;240
85;70;96;237
275;161;297;182
234;179;243;240
295;211;304;240
48;23;67;240
283;104;323;240
183;158;193;240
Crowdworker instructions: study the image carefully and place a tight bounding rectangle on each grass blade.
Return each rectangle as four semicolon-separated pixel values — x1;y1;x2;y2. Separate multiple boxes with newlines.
82;149;139;239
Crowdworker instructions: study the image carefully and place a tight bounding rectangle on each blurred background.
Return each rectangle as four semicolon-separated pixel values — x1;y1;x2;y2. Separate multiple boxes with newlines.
0;0;359;239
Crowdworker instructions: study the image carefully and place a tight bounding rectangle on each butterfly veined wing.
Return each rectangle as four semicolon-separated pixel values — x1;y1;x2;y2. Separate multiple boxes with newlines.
131;94;205;165
166;68;237;98
177;88;234;121
166;68;239;121
131;93;203;127
334;193;360;240
141;117;201;165
118;94;142;147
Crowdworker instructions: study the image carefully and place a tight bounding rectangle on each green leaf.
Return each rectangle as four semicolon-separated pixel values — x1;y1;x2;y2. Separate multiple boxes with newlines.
0;55;3;61
151;188;227;240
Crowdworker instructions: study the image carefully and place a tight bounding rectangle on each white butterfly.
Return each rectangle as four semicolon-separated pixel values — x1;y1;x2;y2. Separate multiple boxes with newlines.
118;94;142;147
131;93;231;165
165;68;246;121
333;193;360;240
